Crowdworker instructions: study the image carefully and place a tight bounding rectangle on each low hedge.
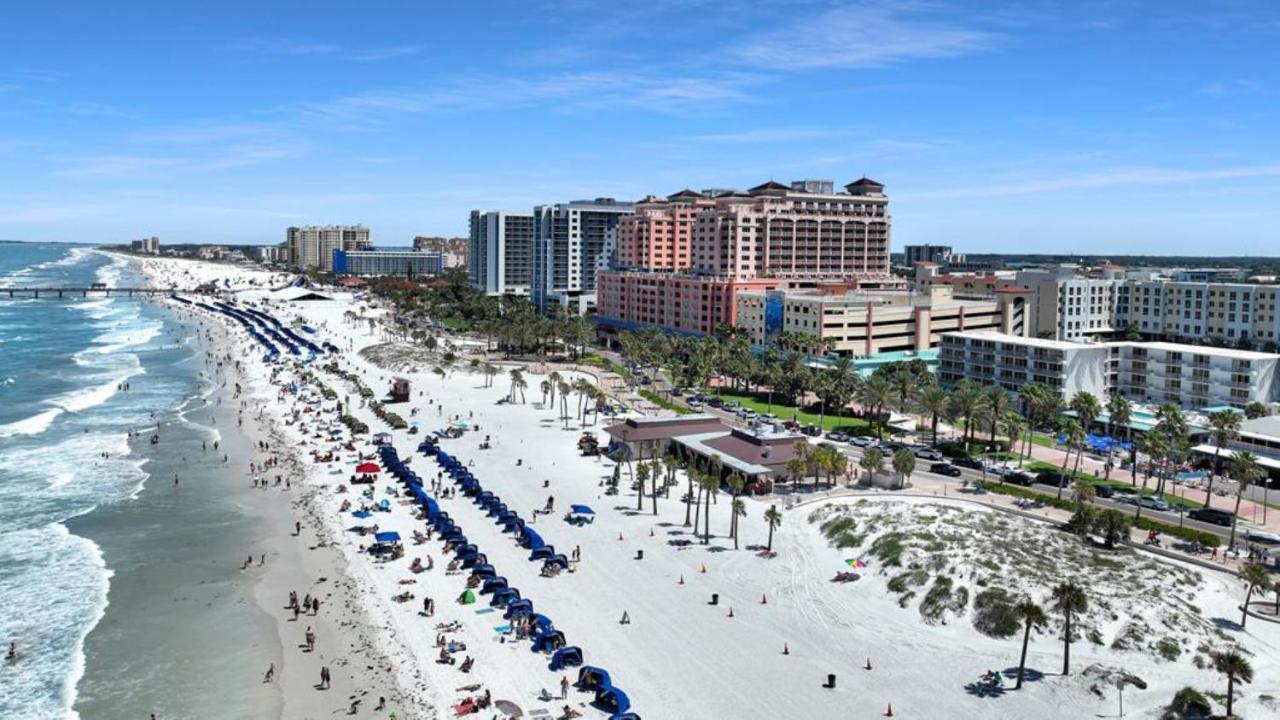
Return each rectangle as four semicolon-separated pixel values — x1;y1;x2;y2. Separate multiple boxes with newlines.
640;390;691;415
978;481;1221;547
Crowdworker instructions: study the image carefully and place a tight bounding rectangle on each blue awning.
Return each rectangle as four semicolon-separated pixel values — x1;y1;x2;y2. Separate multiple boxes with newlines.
570;504;595;515
352;510;372;519
522;527;545;550
374;531;401;543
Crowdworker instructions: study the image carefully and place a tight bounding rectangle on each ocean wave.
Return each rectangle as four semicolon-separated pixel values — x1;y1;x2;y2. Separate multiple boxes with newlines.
47;364;145;414
0;524;111;720
0;408;63;438
76;320;164;361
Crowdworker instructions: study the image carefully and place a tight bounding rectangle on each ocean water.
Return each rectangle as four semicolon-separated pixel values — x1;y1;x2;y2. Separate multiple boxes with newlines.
0;243;277;720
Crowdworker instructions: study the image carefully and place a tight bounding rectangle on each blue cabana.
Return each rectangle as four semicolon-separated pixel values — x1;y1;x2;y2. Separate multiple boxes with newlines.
570;504;595;515
455;544;479;559
594;686;631;715
470;564;496;579
460;553;487;569
521;527;545;550
549;645;584;672
576;666;611;691
490;587;521;607
480;577;508;594
543;554;570;570
532;614;554;633
531;629;566;653
530;545;556;561
373;531;401;544
352;510;372;519
487;503;508;518
501;517;525;534
442;531;467;545
503;599;533;619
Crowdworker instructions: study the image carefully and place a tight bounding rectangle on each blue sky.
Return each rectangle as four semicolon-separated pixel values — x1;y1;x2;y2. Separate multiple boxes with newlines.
2;0;1279;254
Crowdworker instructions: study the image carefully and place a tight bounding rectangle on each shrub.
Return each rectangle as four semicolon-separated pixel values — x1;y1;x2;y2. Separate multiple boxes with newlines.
1159;686;1211;720
870;532;907;567
972;587;1021;638
1156;637;1182;662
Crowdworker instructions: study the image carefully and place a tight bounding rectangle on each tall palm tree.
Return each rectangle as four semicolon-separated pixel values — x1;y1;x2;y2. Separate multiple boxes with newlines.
683;467;697;528
484;363;499;388
859;375;894;440
557;381;572;427
1001;411;1028;466
1211;649;1253;719
763;505;782;555
1238;563;1272;629
891;448;916;490
699;472;720;543
1014;598;1047;690
916;384;950;448
508;368;527;403
1105;393;1132;480
547;370;562;405
635;458;650;511
539;379;552;405
1228;451;1262;550
1050;582;1088;676
983;386;1013;447
1057;419;1084;500
725;472;745;548
948;380;983;449
1205;410;1242;508
662;455;679;499
860;447;885;484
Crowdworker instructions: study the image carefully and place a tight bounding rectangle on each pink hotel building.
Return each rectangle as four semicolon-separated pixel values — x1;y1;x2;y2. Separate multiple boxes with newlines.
597;178;896;336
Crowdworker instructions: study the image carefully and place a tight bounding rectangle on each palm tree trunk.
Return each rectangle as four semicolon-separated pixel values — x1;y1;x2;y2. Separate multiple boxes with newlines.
1227;675;1235;717
1016;620;1032;689
1062;612;1072;675
1228;488;1245;550
1205;447;1220;508
692;487;702;531
1241;586;1253;628
683;475;693;527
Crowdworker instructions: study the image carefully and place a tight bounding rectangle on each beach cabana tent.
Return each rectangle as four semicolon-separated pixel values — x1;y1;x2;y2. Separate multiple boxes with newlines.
531;630;566;653
459;589;476;605
460;553;487;569
570;504;594;515
470;564;496;579
576;666;611;691
549;646;584;672
542;554;570;571
520;528;545;550
594;686;631;715
530;545;556;561
531;614;554;633
480;577;508;595
455;544;480;560
352;510;372;519
490;587;521;607
373;531;401;544
503;599;533;620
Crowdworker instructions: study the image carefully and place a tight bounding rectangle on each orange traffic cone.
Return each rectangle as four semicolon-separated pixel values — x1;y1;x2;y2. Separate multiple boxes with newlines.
783;643;790;655
884;703;893;717
865;658;872;671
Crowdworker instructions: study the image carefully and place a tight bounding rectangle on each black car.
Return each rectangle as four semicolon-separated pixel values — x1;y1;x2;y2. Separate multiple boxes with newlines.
1092;483;1115;498
952;456;984;471
707;397;724;408
1187;507;1235;526
1035;470;1066;487
930;462;962;477
801;424;822;437
1006;471;1037;487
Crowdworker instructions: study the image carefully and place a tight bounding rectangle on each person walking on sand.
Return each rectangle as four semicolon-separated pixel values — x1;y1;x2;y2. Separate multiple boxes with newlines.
263;663;275;682
560;675;569;699
319;666;330;689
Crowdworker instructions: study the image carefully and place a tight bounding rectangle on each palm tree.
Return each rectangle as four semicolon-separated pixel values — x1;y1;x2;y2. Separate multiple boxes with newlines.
726;472;745;549
636;459;651;512
683;467;697;528
1057;419;1084;500
508;368;527;403
1211;649;1253;718
539;379;552;405
1245;401;1268;419
916;384;950;448
1001;411;1028;466
1227;451;1262;550
1050;582;1088;676
825;446;849;488
948;380;983;449
891;448;916;490
763;505;782;555
662;455;679;499
1069;391;1101;438
1238;563;1272;629
547;370;562;405
1014;598;1047;690
699;472;720;543
860;447;885;485
557;381;572;427
983;386;1013;447
484;363;499;388
792;440;815;489
859;375;894;440
1105;393;1132;480
1205;410;1242;508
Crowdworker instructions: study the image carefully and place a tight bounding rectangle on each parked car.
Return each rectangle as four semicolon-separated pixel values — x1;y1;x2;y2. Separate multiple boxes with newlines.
801;424;822;437
930;462;962;477
687;400;703;410
1136;495;1171;512
913;447;944;461
707;397;724;408
1035;470;1067;488
879;442;907;454
1091;483;1116;498
1245;529;1280;547
1187;507;1235;526
761;413;779;423
739;409;757;420
826;431;850;443
952;456;984;471
848;436;878;448
724;400;740;410
1005;471;1036;487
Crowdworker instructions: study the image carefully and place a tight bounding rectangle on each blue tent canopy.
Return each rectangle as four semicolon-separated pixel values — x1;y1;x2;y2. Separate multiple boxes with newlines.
373;531;401;543
570;504;595;515
532;613;554;632
521;527;545;550
352;510;372;519
594;686;631;715
549;645;584;672
577;666;610;690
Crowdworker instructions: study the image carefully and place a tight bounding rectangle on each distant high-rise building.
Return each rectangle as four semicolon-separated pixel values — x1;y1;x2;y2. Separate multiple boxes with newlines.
615;191;713;271
285;225;371;272
468;210;536;296
904;244;962;267
130;236;160;255
412;236;468;268
532;198;635;313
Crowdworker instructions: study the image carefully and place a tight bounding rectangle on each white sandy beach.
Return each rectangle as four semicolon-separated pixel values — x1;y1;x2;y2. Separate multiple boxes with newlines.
130;255;1280;720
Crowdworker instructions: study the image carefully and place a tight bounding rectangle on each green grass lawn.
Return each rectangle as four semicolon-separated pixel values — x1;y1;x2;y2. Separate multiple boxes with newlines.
712;390;873;434
1029;432;1058;449
640;389;691;415
1023;460;1199;510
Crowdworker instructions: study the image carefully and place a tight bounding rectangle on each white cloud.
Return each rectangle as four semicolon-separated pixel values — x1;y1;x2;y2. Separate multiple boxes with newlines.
228;39;423;62
729;1;999;70
911;163;1280;198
